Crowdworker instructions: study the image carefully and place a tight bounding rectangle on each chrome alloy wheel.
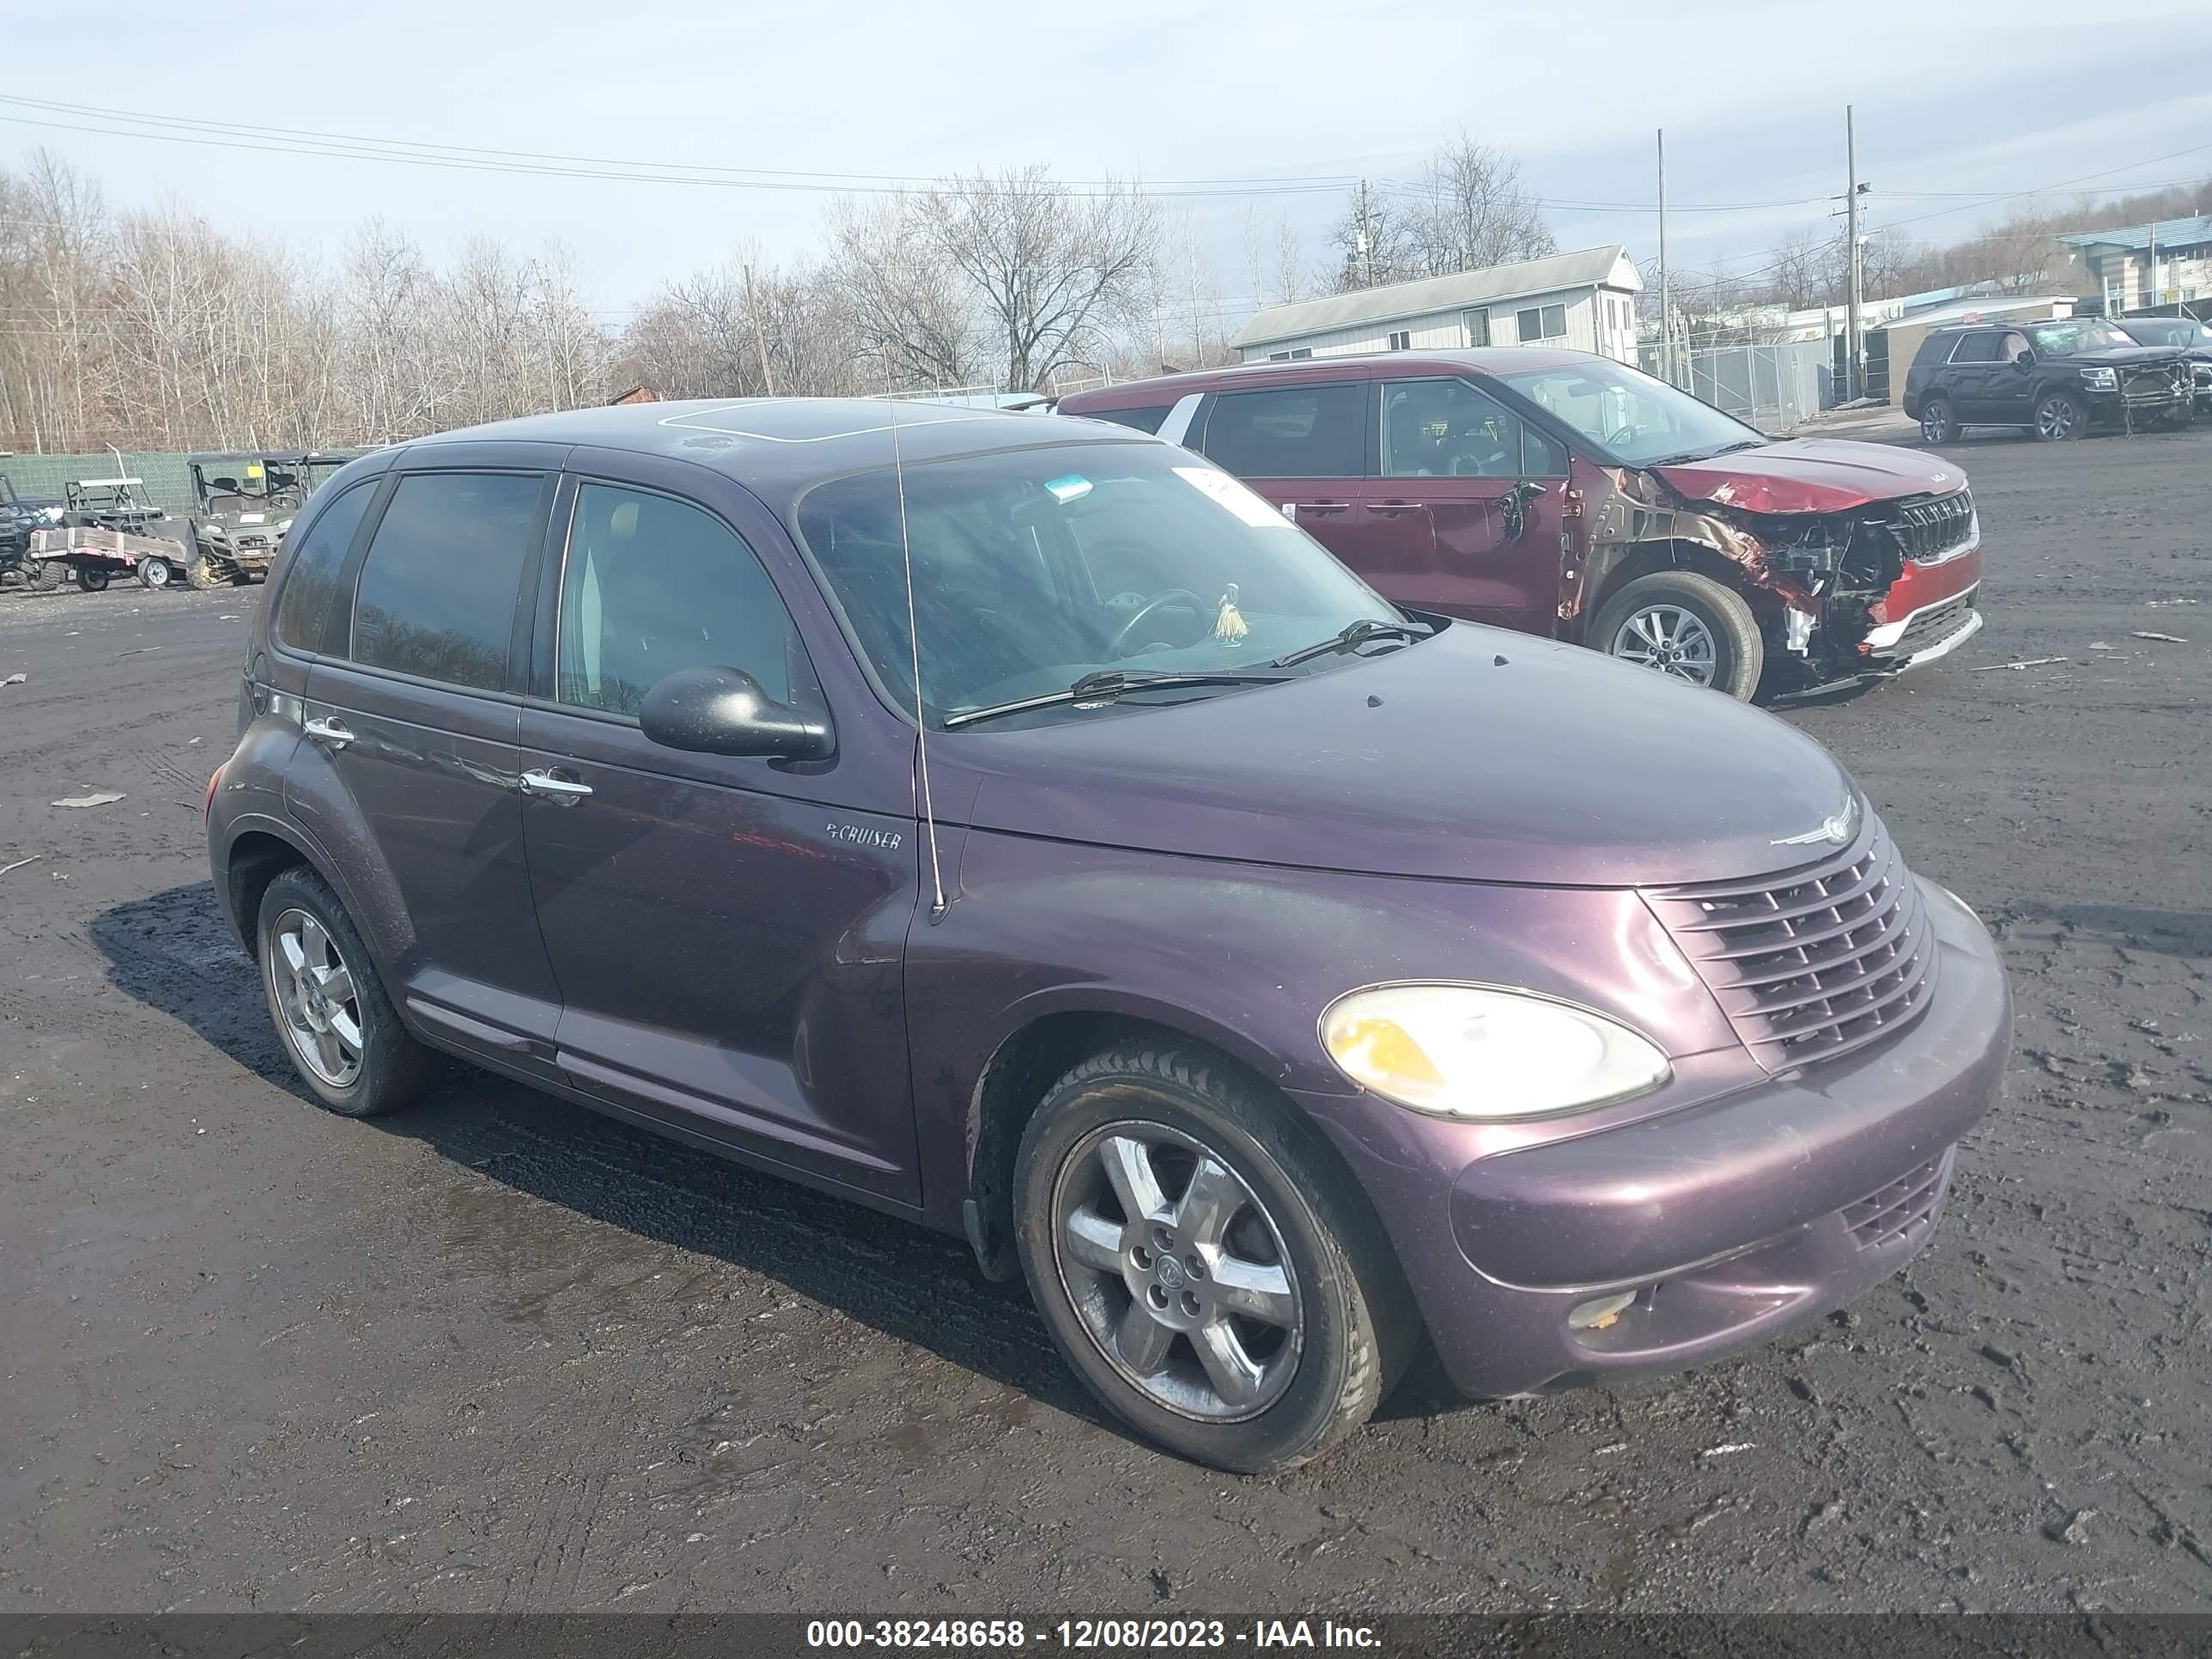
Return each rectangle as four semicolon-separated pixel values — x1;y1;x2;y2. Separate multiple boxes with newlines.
1611;603;1719;684
2036;395;2078;440
269;908;363;1087
1051;1122;1304;1422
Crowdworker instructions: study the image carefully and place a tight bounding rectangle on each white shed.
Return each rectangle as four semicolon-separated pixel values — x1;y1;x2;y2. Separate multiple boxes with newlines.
1232;246;1644;367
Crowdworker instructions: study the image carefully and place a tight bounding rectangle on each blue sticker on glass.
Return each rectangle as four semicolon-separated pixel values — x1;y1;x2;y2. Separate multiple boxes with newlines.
1044;474;1093;503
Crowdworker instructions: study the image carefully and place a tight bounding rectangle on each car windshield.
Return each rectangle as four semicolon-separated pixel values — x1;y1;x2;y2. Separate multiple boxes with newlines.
793;442;1407;730
1492;358;1765;466
2026;320;2134;356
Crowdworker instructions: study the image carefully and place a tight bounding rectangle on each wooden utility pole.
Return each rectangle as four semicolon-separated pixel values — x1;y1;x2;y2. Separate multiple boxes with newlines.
742;264;778;396
1844;106;1863;401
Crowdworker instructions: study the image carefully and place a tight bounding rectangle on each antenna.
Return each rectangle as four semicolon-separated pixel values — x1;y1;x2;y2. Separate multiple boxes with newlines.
886;395;950;921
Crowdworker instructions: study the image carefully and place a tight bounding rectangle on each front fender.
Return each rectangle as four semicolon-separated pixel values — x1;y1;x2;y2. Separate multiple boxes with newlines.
903;828;1739;1227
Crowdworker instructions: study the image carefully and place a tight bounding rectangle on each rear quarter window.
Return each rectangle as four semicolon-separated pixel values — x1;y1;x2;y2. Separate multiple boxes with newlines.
1075;404;1174;435
350;471;546;692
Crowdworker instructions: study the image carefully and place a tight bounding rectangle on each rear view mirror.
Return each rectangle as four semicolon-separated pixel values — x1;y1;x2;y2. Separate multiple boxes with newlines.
639;666;835;762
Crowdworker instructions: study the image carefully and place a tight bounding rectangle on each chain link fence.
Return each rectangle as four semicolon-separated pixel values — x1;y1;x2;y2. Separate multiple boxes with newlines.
1639;338;1834;432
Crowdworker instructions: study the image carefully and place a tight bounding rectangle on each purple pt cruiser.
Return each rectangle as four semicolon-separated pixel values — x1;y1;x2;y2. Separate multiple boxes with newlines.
207;399;2011;1472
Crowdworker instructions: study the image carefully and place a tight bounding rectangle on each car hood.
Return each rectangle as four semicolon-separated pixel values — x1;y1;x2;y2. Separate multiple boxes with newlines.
1649;439;1966;514
2063;345;2187;369
944;625;1860;888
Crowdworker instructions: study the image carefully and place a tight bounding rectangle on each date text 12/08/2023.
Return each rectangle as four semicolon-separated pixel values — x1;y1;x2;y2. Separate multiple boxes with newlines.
804;1620;1382;1650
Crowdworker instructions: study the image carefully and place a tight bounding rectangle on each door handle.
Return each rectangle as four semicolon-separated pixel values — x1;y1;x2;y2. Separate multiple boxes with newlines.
1293;500;1352;514
1369;501;1426;514
520;769;593;803
301;716;353;750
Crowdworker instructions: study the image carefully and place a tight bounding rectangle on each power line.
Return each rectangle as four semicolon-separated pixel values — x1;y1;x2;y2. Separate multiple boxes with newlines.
0;94;1368;191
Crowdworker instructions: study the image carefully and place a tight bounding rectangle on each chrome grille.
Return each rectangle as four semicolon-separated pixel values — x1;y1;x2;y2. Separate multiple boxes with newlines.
1842;1153;1951;1251
1648;817;1937;1072
1883;489;1974;563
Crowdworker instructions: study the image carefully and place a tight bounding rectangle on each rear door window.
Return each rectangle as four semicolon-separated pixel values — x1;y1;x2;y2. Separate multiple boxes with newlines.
1948;333;2002;364
1200;382;1365;477
350;471;545;692
556;481;815;715
273;479;376;655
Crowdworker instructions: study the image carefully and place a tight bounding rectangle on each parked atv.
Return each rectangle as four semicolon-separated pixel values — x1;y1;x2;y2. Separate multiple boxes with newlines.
155;453;349;590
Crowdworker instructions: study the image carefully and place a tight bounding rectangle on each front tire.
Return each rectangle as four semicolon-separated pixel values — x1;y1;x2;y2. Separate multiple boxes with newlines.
1014;1040;1415;1474
2034;390;2086;441
1591;569;1765;700
137;556;172;590
186;550;224;591
257;865;439;1117
74;565;110;592
1919;395;1956;445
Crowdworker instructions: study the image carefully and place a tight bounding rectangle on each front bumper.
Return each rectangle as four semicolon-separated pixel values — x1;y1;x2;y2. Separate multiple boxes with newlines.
1316;880;2009;1399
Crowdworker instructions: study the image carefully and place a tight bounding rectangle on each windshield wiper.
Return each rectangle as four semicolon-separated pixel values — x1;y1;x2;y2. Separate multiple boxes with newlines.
1269;617;1430;669
943;667;1294;730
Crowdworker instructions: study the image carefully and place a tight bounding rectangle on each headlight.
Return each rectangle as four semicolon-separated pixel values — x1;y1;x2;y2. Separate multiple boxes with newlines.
2080;367;2117;390
1320;984;1671;1120
275;517;294;533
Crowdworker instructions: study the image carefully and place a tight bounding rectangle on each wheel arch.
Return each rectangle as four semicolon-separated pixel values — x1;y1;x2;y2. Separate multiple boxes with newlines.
1584;538;1781;641
959;1000;1383;1289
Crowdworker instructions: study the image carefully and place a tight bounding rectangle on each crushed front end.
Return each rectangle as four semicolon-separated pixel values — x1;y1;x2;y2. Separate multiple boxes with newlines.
1743;486;1983;686
1577;458;1983;691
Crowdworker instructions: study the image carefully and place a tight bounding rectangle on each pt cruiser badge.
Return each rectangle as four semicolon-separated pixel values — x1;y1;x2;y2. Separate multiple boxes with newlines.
1774;798;1858;848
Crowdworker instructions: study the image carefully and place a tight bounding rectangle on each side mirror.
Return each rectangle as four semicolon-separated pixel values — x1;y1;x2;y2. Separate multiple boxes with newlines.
638;666;835;762
2014;349;2034;368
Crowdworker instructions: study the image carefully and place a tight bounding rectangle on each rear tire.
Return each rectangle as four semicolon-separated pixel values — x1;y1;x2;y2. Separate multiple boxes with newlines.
1014;1039;1416;1474
31;558;66;592
256;865;440;1118
1591;569;1765;700
74;565;110;592
1918;395;1956;445
137;556;173;590
2033;390;2086;441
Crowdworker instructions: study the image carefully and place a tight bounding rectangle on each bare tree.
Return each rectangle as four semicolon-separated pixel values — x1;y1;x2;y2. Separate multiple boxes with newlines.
831;195;983;391
1400;131;1555;275
917;167;1158;391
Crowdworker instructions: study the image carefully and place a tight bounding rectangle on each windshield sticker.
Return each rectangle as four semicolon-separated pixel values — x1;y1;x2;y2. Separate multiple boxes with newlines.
1043;473;1093;503
1174;465;1295;530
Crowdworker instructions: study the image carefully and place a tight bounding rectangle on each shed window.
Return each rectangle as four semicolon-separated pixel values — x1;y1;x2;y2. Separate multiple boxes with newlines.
1516;304;1567;343
1387;330;1411;350
1464;309;1490;347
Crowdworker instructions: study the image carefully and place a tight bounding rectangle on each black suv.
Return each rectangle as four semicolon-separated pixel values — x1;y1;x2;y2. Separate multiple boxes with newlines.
1902;316;2195;442
2112;314;2212;413
0;472;66;587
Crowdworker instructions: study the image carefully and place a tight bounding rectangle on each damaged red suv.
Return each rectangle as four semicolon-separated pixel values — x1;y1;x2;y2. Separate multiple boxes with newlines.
1058;350;1983;699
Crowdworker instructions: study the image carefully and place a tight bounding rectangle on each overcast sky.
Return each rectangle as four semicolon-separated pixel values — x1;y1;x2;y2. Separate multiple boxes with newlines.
10;0;2212;329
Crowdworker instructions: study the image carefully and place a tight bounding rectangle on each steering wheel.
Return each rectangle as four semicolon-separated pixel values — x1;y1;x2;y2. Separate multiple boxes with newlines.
1606;425;1639;449
1108;588;1205;657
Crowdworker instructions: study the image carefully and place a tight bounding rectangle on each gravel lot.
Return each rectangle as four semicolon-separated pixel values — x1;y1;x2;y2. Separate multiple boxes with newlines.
3;427;2209;1616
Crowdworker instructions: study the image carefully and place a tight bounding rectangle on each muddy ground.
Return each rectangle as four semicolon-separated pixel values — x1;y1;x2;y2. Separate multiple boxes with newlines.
2;428;2209;1616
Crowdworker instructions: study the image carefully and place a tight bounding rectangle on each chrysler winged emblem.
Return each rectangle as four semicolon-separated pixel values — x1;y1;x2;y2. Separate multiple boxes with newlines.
1773;797;1857;848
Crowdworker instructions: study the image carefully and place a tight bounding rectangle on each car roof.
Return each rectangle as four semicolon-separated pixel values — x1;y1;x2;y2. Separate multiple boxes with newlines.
1059;346;1609;408
191;451;353;465
396;398;1150;504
